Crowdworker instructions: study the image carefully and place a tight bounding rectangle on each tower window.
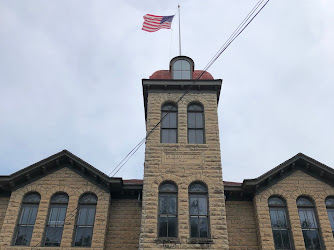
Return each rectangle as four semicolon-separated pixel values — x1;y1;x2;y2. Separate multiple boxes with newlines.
297;196;323;249
13;192;41;246
268;196;292;249
188;103;205;144
74;193;97;247
44;193;69;246
189;182;209;238
325;197;334;237
161;103;177;143
158;182;178;238
173;59;191;79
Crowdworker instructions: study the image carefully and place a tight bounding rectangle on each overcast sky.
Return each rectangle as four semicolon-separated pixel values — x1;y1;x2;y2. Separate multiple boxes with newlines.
0;0;333;182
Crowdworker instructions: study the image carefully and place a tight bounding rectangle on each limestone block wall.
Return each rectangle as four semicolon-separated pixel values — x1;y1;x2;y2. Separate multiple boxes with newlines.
225;201;259;249
0;196;10;232
0;167;110;249
254;170;334;249
139;91;229;249
104;199;141;249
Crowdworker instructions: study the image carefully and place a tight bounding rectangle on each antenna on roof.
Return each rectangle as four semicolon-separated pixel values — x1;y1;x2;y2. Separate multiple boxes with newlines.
178;4;182;56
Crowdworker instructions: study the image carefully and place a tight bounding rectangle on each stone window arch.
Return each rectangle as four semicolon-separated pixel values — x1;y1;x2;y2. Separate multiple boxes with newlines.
43;192;69;246
188;181;209;238
161;102;178;143
297;196;323;249
268;196;293;249
158;181;178;238
13;192;41;246
73;192;98;247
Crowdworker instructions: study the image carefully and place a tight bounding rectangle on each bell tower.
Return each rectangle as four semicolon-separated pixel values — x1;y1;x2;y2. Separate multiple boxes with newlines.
139;56;229;249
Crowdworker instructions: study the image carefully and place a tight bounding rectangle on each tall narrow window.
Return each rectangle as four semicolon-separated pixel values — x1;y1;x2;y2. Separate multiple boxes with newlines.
173;59;191;79
325;197;334;237
188;103;204;144
161;103;177;143
74;193;97;247
44;193;69;246
297;197;323;249
189;182;209;238
268;196;292;249
158;182;178;238
13;192;41;246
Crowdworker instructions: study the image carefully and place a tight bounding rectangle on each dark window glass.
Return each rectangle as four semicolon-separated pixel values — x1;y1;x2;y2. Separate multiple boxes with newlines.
161;103;178;143
44;193;69;246
189;182;209;238
158;182;178;238
325;197;334;237
14;193;41;246
268;197;292;249
74;193;97;247
173;59;191;79
297;197;323;249
188;103;204;144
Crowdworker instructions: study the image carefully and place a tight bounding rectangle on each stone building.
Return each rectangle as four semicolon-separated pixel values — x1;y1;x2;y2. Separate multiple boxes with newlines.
0;56;333;249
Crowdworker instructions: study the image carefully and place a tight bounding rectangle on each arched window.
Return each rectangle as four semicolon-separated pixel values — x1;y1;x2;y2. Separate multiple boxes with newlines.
161;103;177;143
13;192;41;246
325;197;334;237
188;103;204;144
74;193;97;247
268;196;292;249
172;59;191;79
297;196;323;249
158;182;178;238
189;182;209;238
44;193;69;246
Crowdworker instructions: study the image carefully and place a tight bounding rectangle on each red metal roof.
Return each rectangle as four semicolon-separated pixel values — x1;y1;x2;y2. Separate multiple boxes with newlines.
149;70;214;80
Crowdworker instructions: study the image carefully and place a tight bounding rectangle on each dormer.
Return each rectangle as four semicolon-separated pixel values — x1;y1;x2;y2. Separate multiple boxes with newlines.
170;56;194;80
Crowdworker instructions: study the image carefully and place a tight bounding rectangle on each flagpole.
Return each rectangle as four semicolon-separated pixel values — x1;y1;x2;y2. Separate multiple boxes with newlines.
178;4;181;56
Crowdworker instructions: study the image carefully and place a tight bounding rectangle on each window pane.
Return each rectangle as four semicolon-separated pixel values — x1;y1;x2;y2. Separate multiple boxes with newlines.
19;206;31;224
169;129;177;143
272;230;283;249
195;130;204;144
161;129;169;143
174;71;182;79
269;197;285;205
168;196;177;215
182;71;191;79
86;207;96;226
14;226;34;246
181;60;190;70
277;209;287;228
158;217;167;237
79;194;97;204
23;193;40;203
199;217;208;237
74;227;93;247
174;60;182;70
302;230;321;249
188;113;196;128
195;113;203;128
297;197;313;206
161;112;169;128
270;210;279;228
189;183;207;192
77;207;88;225
198;197;207;215
44;227;63;246
159;183;177;192
168;217;177;237
299;208;317;229
189;197;198;215
188;130;196;144
281;229;291;249
169;113;177;128
160;195;168;214
190;217;199;237
51;194;68;203
327;209;334;230
326;197;334;207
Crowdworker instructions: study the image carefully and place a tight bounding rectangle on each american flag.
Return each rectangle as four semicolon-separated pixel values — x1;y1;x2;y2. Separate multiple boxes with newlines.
142;14;174;32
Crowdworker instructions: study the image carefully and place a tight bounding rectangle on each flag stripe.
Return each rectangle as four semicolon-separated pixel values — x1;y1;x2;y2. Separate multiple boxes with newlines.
142;13;174;32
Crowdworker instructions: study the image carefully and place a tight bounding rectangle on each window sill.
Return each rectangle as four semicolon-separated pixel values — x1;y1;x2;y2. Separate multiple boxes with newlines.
155;238;180;244
188;238;213;244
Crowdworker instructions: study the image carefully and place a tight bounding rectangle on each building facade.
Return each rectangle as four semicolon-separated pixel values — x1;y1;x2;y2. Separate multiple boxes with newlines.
0;56;334;249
